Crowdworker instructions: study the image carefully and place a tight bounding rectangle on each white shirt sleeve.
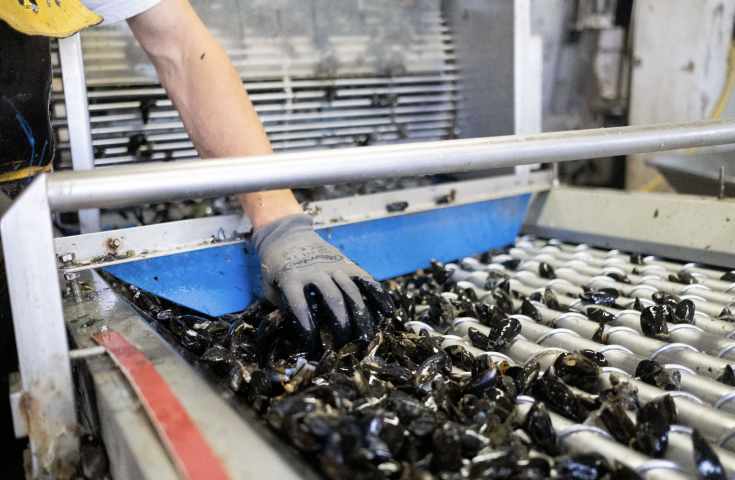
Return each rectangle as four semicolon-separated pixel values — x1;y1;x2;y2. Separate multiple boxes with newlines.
80;0;164;25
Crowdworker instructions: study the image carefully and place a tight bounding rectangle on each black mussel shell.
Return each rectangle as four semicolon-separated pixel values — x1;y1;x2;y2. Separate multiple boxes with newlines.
553;353;601;387
376;363;413;385
632;297;644;312
674;299;696;324
475;302;507;327
365;332;390;358
171;314;209;336
459;426;490;458
415;353;452;390
522;401;558;455
591;325;608;343
444;344;475;370
229;363;258;393
133;289;162;313
587;307;615;325
500;258;521;270
200;346;240;375
206;320;230;347
652;291;680;308
338;339;369;362
521;298;542;321
255;309;286;345
557;452;611;480
543;288;561;311
491;289;514;315
180;328;211;354
471;354;492;378
467;327;489;350
514;361;540;395
630;253;645;265
692;428;727;480
245;370;272;412
580;349;609;367
458;287;478;304
462;363;500;397
539;262;556;279
316;350;339;376
669;272;698;285
640;306;671;341
529;291;543;302
414;335;447;363
606;272;631;284
532;376;582;422
660;304;676;324
635;360;679;391
430;260;454;285
599;402;637;446
716;365;735;386
719;307;735;323
580;288;619;307
487;318;522;352
485;270;510;291
632;396;672;457
654;393;678;426
721;271;735;282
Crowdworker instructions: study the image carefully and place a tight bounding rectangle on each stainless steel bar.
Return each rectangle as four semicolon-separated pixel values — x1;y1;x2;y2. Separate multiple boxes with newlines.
58;33;101;233
45;118;735;211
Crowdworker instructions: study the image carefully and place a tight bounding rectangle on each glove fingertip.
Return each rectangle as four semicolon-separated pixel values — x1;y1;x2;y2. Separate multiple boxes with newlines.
351;276;395;317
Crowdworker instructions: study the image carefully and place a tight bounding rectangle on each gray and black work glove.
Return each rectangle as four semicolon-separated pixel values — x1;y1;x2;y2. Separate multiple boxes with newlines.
253;213;394;350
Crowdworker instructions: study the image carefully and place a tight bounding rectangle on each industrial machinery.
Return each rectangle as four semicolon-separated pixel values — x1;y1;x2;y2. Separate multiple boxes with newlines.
5;119;735;480
6;1;735;479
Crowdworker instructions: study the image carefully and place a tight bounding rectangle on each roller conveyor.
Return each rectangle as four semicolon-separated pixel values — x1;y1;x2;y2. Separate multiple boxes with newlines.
400;237;735;478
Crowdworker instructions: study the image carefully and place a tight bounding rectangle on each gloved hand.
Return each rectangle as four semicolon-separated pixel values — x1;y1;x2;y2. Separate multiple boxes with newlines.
253;213;394;350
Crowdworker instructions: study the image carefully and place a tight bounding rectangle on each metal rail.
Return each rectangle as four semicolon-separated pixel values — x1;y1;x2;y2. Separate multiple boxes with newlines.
45;118;735;211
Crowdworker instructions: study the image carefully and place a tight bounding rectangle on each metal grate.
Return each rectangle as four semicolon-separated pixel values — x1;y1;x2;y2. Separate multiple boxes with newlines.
50;1;458;170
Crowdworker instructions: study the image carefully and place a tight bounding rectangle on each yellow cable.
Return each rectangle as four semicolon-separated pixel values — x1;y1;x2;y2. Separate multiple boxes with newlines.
639;173;667;193
0;164;51;183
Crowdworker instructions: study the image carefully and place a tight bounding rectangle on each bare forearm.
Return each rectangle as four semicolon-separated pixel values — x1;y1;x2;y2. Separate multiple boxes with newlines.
126;0;301;229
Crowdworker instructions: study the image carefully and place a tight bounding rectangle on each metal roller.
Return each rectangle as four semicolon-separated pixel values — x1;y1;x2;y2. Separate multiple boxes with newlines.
510;313;735;414
448;319;735;453
407;321;719;480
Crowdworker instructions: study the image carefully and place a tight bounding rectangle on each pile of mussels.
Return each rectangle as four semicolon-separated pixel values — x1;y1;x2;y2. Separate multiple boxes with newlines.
121;250;726;480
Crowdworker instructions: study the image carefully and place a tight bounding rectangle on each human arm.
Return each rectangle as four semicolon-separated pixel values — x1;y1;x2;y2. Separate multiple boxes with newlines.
126;0;394;349
126;0;301;228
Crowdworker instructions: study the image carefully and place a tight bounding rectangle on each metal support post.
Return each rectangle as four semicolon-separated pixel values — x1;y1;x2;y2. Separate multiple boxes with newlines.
1;176;78;476
58;33;100;233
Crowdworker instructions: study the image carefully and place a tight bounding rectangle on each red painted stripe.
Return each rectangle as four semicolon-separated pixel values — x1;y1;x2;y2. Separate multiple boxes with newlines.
94;331;233;480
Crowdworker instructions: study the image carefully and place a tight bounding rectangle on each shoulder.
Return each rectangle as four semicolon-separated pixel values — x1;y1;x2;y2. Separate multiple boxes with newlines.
79;0;164;25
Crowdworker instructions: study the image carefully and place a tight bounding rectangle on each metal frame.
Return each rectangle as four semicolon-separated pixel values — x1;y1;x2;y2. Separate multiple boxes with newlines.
6;118;735;475
522;186;735;268
58;33;100;233
52;170;551;273
65;270;313;480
